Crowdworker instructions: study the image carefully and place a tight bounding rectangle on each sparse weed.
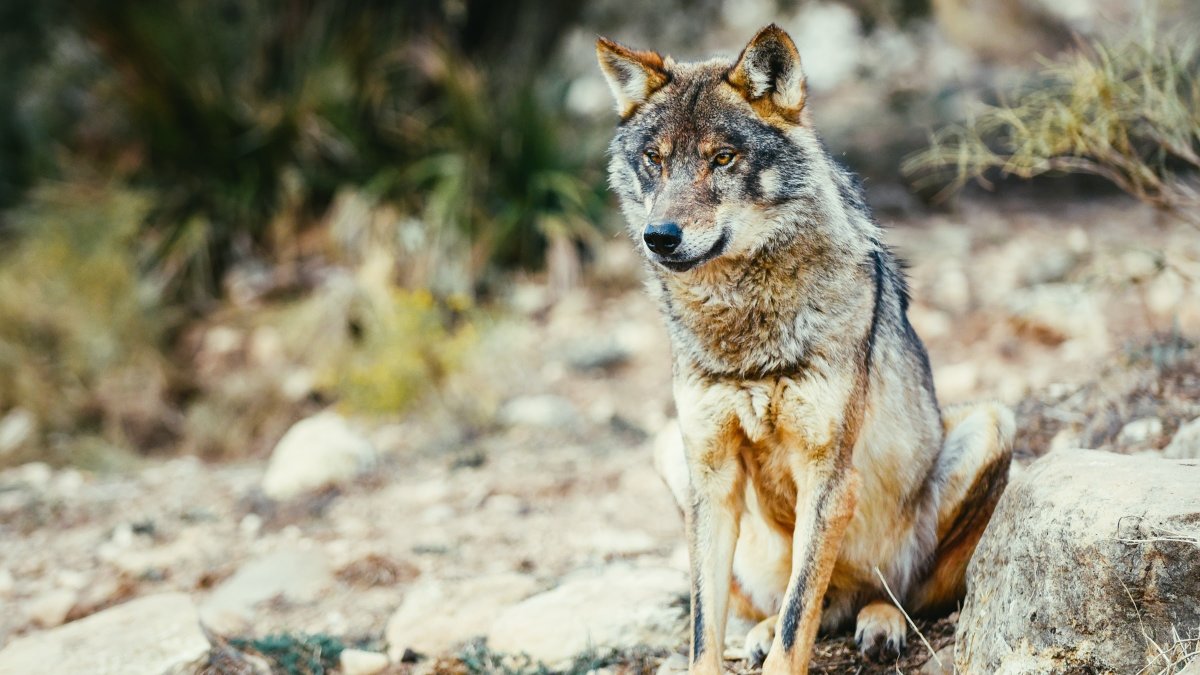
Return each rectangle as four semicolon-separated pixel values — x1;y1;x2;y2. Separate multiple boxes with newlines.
0;185;172;467
905;19;1200;222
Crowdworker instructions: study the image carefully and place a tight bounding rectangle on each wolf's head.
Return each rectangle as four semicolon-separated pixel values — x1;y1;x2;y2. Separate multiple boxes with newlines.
597;25;831;274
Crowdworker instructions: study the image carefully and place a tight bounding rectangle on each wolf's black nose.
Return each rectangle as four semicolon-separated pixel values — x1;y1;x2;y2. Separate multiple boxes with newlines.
644;223;682;255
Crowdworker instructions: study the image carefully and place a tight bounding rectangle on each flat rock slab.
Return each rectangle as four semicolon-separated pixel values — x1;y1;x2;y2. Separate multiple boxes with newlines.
200;546;332;633
487;565;688;666
0;592;209;675
957;449;1200;674
385;573;540;661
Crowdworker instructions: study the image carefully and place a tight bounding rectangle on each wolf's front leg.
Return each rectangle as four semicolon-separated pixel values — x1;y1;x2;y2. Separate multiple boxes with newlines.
683;425;744;675
762;460;858;675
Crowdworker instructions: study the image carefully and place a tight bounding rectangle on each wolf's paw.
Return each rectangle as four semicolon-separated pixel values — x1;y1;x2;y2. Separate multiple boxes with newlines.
743;614;777;667
855;602;906;662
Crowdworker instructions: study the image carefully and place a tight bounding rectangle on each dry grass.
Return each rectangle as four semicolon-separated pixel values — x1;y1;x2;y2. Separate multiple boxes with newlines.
904;19;1200;223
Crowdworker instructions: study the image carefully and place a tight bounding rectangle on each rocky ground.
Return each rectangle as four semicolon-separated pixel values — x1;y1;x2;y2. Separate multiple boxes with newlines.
1;197;1198;674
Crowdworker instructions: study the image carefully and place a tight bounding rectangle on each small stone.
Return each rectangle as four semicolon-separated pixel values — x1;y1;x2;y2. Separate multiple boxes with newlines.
110;523;135;549
907;306;952;339
0;408;35;456
0;592;210;675
55;570;87;590
1005;284;1108;350
340;649;390;675
51;469;84;495
1117;417;1163;446
935;362;979;403
1019;248;1078;286
1048;428;1082;454
1147;271;1186;317
15;462;53;490
0;568;14;596
656;653;688;674
652;420;689;511
239;513;263;539
1117;249;1162;282
919;645;956;674
482;494;524;516
71;575;128;618
261;412;375;500
927;264;971;315
27;589;77;628
1164;417;1200;460
564;339;630;372
106;528;212;578
497;395;579;429
578;528;658;558
281;369;316;402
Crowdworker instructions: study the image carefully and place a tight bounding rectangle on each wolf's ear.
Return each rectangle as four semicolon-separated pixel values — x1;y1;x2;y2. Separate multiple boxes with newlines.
728;24;807;124
596;37;670;119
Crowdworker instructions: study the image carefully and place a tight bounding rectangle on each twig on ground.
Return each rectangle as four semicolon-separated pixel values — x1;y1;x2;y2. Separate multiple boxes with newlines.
873;566;946;671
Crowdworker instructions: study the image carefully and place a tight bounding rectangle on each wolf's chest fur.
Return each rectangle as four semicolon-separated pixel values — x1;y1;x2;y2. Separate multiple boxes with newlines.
655;237;874;379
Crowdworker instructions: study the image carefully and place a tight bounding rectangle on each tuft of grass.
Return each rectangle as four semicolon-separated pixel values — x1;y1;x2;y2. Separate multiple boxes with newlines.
227;633;345;675
904;19;1200;222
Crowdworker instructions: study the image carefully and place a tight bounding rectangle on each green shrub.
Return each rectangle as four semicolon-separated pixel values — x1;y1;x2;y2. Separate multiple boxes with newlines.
0;185;172;466
4;1;604;302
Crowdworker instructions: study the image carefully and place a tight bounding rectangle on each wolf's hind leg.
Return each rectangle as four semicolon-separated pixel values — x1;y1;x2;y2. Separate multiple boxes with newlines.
744;614;777;667
855;601;906;661
910;402;1014;613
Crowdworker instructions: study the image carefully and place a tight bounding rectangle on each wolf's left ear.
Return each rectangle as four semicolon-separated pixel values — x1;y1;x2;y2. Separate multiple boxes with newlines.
596;37;670;119
728;24;807;124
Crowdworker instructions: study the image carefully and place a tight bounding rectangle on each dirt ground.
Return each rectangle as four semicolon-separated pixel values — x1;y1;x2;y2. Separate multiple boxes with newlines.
1;197;1198;674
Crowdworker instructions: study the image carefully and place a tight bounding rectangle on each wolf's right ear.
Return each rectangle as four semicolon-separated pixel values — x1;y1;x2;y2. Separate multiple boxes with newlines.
728;24;807;124
596;37;670;119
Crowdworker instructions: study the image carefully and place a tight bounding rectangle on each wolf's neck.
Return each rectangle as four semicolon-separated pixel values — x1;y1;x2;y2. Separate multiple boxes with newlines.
655;223;876;379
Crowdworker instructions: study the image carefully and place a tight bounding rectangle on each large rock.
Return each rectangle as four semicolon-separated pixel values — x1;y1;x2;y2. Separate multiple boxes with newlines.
385;573;539;661
261;412;375;500
957;449;1200;674
0;592;210;675
486;565;687;667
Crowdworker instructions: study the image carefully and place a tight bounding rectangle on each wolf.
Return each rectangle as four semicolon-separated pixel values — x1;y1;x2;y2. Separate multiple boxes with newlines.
595;25;1014;674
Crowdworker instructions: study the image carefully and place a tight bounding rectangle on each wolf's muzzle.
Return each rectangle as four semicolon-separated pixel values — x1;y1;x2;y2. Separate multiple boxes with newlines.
654;228;730;273
643;222;682;255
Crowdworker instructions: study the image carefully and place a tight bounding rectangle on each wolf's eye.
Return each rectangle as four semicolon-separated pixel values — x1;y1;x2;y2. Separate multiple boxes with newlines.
643;149;662;168
712;150;737;167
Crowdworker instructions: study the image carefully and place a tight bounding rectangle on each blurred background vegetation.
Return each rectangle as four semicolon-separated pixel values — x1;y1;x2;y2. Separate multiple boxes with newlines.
0;0;1197;468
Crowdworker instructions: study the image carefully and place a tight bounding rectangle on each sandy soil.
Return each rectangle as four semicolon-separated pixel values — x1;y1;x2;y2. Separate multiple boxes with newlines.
1;197;1198;673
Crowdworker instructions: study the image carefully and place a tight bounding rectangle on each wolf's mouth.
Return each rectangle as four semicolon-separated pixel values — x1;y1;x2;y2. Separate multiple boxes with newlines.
655;229;730;272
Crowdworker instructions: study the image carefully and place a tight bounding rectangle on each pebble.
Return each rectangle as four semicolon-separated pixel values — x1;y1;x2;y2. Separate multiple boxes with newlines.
27;589;77;628
261;412;376;501
340;649;390;675
497;395;579;429
1117;417;1164;446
